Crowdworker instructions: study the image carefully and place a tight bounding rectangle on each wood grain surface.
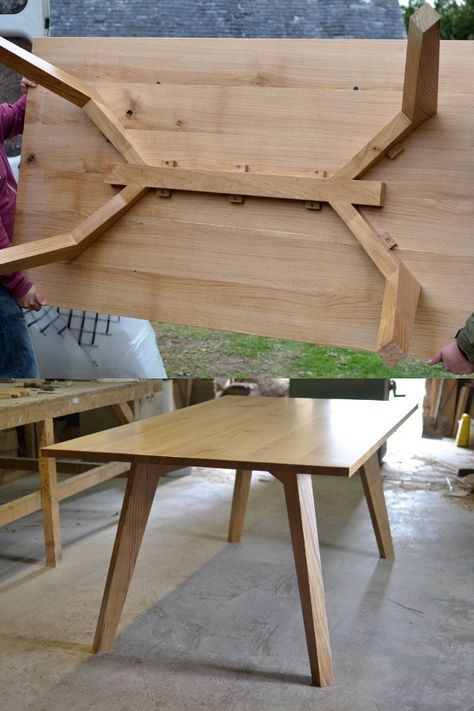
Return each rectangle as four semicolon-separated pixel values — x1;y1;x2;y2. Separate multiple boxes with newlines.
43;395;417;476
13;38;474;358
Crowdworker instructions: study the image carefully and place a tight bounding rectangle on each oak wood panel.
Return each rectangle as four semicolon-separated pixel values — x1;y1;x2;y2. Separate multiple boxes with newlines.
37;417;61;566
10;38;474;359
43;396;417;477
275;470;334;686
103;164;386;207
93;462;163;653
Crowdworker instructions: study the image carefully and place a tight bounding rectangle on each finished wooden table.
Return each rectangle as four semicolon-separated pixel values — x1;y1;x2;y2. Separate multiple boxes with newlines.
44;395;417;686
0;379;160;567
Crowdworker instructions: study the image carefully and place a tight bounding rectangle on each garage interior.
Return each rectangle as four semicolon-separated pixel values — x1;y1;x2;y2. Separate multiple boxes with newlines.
0;378;472;711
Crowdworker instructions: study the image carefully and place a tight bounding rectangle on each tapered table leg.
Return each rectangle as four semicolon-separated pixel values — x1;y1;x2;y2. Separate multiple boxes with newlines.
38;418;61;567
359;453;394;559
93;462;162;653
272;470;334;687
227;469;252;542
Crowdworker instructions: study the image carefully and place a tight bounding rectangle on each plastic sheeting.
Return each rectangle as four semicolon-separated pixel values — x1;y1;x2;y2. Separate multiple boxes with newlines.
25;307;166;378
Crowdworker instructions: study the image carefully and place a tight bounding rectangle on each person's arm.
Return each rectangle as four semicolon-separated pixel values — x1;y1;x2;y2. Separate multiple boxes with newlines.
0;206;45;311
455;314;474;364
0;79;36;142
0;94;26;142
429;314;474;375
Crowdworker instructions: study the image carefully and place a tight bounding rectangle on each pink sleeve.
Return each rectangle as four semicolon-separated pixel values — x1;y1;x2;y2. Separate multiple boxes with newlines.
0;95;26;142
0;215;32;300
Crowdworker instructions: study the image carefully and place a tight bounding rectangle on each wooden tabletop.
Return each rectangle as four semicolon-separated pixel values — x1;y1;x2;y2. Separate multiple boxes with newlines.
0;380;160;430
14;39;474;358
43;396;417;476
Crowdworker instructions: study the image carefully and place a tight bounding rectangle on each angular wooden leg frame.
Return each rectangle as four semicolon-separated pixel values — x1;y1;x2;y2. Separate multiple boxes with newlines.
227;452;395;684
0;4;439;362
93;462;175;653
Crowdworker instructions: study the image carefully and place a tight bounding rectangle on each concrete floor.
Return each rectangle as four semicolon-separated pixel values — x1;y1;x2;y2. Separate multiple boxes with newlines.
0;391;473;710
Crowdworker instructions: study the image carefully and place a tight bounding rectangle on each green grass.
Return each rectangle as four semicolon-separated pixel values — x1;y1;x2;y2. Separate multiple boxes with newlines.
153;322;449;378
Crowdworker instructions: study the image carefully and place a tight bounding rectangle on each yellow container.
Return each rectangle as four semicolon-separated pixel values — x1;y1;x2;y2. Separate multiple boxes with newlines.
455;413;471;447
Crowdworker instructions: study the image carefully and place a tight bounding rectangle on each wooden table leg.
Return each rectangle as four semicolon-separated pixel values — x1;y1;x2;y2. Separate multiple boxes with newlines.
359;453;394;559
38;418;61;567
272;470;334;687
93;462;162;653
227;469;252;542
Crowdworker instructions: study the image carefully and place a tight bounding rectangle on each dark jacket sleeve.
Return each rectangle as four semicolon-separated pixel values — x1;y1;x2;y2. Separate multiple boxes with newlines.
456;314;474;363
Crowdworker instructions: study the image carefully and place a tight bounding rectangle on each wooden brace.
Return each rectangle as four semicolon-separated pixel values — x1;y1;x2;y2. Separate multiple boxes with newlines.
0;4;439;362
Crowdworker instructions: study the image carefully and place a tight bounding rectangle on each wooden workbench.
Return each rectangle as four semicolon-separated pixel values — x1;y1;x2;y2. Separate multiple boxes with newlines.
0;379;161;566
7;36;474;361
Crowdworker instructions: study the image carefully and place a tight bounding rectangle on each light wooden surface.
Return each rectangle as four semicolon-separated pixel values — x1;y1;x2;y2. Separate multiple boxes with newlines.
0;380;158;430
9;36;473;359
402;3;440;126
93;462;164;653
359;453;395;559
274;470;334;687
227;468;252;543
37;417;61;566
0;379;161;565
44;395;417;476
43;395;415;686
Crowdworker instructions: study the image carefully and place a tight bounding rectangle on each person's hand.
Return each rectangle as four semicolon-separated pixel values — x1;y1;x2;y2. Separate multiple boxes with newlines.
428;340;474;375
20;77;36;94
16;285;46;312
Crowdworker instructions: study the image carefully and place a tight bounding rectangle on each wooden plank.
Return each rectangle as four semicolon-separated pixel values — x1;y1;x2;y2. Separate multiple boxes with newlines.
376;261;421;365
0;490;41;526
84;99;148;164
359;453;394;559
0;233;76;273
110;402;136;425
0;36;99;107
0;184;149;273
57;462;130;500
402;3;440;126
0;456;98;474
329;202;398;278
0;381;159;431
43;396;418;478
93;462;163;653
227;469;252;543
333;111;412;180
104;163;385;207
10;38;474;360
273;470;334;686
70;185;149;251
37;418;61;567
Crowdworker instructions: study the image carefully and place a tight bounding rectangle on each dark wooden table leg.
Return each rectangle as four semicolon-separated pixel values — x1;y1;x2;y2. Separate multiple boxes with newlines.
359;453;394;559
272;470;334;687
227;469;252;542
93;462;163;653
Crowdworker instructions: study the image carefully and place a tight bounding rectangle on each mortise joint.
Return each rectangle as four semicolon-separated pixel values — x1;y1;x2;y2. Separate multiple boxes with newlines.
386;142;405;160
157;159;178;198
304;170;326;210
229;163;249;204
380;232;398;250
